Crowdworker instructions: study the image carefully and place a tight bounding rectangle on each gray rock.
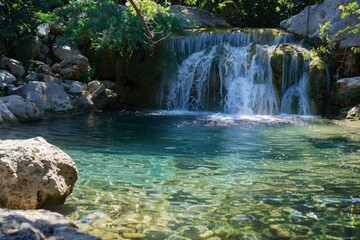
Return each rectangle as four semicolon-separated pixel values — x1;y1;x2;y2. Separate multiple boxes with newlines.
0;70;16;88
40;44;50;56
44;75;63;84
52;54;90;80
88;80;101;93
0;57;25;77
0;137;78;210
37;23;50;38
52;37;81;61
170;5;230;28
337;77;360;94
73;92;94;109
1;95;44;122
0;209;99;239
69;81;85;94
0;100;18;123
11;82;73;112
91;84;106;99
280;0;360;48
26;71;44;82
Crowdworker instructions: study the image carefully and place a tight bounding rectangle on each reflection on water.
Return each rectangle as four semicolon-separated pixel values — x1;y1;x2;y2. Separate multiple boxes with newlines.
1;112;360;239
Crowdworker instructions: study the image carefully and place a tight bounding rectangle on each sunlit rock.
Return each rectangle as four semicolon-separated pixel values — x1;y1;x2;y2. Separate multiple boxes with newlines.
280;0;360;48
0;137;78;209
11;82;73;112
0;95;44;122
346;104;360;120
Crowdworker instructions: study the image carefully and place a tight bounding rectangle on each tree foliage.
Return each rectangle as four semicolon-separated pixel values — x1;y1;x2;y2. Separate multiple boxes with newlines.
0;0;65;58
163;0;323;27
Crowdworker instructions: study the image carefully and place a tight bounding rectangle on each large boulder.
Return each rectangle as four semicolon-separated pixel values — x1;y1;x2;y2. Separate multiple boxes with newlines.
52;54;90;80
0;137;78;210
52;37;81;61
170;5;230;28
280;0;360;48
337;77;360;94
0;209;99;239
11;82;73;112
0;95;44;122
0;100;18;124
0;56;25;77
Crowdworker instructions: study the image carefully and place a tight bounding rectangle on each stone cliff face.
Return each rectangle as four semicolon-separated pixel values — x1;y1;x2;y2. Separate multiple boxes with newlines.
280;0;360;48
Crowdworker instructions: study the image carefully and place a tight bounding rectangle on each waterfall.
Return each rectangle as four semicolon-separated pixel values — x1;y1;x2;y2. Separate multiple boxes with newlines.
160;29;311;115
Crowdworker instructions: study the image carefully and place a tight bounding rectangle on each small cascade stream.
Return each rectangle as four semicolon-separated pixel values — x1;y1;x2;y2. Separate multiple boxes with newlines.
160;29;312;115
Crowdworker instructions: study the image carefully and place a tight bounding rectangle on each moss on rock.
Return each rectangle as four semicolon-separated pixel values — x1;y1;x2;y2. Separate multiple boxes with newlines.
308;58;327;115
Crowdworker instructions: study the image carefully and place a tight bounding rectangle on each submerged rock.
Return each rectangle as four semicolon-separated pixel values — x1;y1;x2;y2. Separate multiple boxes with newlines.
0;137;78;209
0;209;99;239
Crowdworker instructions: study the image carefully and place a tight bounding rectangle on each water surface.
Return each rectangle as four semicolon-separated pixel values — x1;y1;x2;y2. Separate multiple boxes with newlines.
2;112;360;239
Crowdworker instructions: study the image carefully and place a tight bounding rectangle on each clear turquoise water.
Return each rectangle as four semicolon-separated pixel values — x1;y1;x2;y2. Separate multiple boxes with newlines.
2;112;360;239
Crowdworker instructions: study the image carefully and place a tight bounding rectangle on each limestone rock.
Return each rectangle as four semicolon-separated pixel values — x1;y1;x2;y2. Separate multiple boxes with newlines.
11;82;73;112
73;92;94;110
346;104;360;120
0;137;78;209
37;23;50;38
1;95;44;122
280;0;360;48
0;209;99;239
88;80;101;93
0;70;16;90
91;84;106;99
52;54;90;80
44;75;63;84
170;5;230;28
0;100;18;124
0;56;25;77
69;80;85;94
337;77;360;94
53;37;81;61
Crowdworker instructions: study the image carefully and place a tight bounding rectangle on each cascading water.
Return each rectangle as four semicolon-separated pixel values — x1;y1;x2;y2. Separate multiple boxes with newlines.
160;29;311;115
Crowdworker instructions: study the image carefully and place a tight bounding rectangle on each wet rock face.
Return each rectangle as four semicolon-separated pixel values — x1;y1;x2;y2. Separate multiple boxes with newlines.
0;137;78;210
0;209;99;240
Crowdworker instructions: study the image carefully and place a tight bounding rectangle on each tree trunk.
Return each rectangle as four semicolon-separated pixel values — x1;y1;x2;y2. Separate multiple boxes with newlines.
127;0;154;41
